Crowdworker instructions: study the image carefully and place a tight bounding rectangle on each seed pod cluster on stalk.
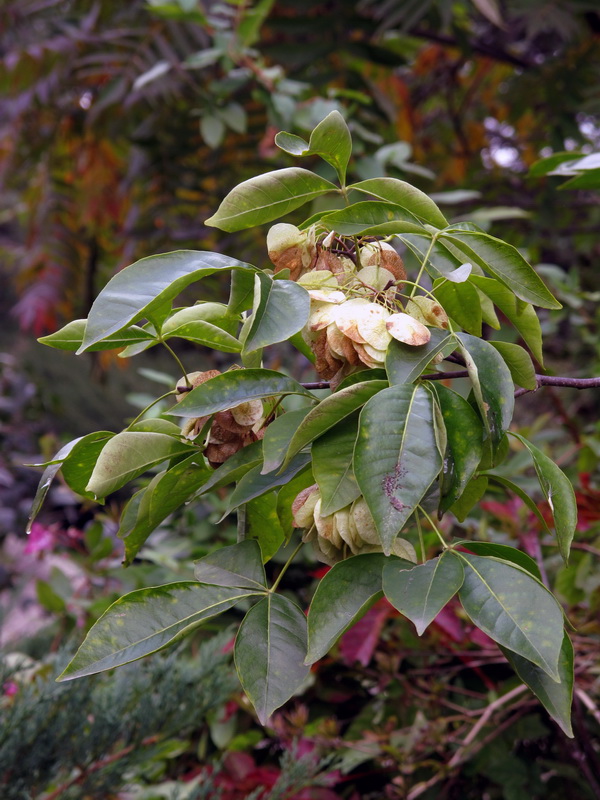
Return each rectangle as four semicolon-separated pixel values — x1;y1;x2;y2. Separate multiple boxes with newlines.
292;484;417;565
267;224;448;387
176;370;266;467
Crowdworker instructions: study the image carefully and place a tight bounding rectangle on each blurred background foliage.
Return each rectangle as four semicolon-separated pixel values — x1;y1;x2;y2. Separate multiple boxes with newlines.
1;0;600;797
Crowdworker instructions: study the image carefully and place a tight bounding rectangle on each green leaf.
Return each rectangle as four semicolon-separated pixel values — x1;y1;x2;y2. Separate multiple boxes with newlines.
235;594;310;725
460;542;542;582
355;384;443;553
237;0;275;47
307;110;352;184
470;275;544;365
485;474;553;537
450;476;488;521
195;440;263;495
205;168;338;232
194;540;267;589
282;380;387;468
276;467;315;540
173;369;315;419
432;384;484;513
321;201;425;236
510;434;577;564
501;632;574;737
223;454;311;515
433;279;482;336
383;552;464;635
440;231;561;310
200;115;225;149
243;275;310;355
349;178;448;228
275;131;310;155
39;320;155;352
78;251;255;352
489;341;537;389
456;332;514;450
385;328;453;385
58;582;256;680
336;368;387;390
168;320;242;352
60;433;116;499
245;491;287;561
86;432;194;498
228;269;256;314
312;415;361;515
306;553;392;664
119;455;211;566
261;408;311;474
455;552;564;679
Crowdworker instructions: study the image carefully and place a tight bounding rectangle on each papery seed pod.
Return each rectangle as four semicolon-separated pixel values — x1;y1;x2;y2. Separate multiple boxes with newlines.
386;312;431;346
315;251;355;284
335;298;373;343
297;270;339;291
212;410;250;437
355;303;392;351
205;440;244;466
355;265;397;293
267;223;316;278
405;297;449;330
231;399;264;427
314;534;344;565
351;496;380;546
312;329;344;380
292;483;320;529
314;498;343;549
175;369;221;401
351;341;383;369
359;242;406;283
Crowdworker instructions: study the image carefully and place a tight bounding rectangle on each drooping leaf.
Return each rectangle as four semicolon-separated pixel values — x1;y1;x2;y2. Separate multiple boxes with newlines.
262;408;311;474
440;231;561;309
119;455;211;566
459;542;542;582
485;474;553;537
58;582;257;680
455;552;564;679
501;632;574;737
433;279;482;336
385;328;453;385
228;268;256;314
275;131;310;156
173;369;315;418
456;332;514;451
235;594;310;725
383;552;464;635
450;476;489;521
60;433;118;499
38;320;155;352
194;440;264;496
205;168;338;232
242;275;310;355
432;384;484;513
306;553;393;664
312;415;361;515
320;201;425;236
86;432;195;498
354;384;443;553
282;380;387;468
470;275;544;365
489;341;537;389
223;454;312;515
307;110;352;184
194;540;267;589
510;433;577;563
245;491;287;561
349;178;448;228
78;251;255;352
164;320;242;352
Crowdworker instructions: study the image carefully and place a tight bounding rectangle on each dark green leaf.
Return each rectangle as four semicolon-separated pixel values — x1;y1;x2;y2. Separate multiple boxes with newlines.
205;168;338;232
223;453;311;515
194;540;267;589
164;320;241;352
459;542;542;582
450;476;488;521
455;552;564;679
307;110;352;184
355;384;443;553
489;341;537;389
173;369;315;418
39;320;155;352
383;552;464;635
385;328;453;385
245;491;286;561
86;432;194;498
485;475;553;537
349;178;448;228
432;384;484;513
312;415;361;515
195;440;263;495
510;433;577;563
456;332;514;451
61;433;116;499
262;408;311;474
440;232;561;310
433;279;482;336
235;594;309;725
502;632;573;737
228;269;256;314
306;553;391;664
58;582;256;680
282;380;387;468
78;251;255;352
321;201;425;236
243;275;310;355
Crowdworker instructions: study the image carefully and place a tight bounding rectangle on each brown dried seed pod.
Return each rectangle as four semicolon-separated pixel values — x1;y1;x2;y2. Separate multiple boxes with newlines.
213;409;250;436
205;440;244;466
360;242;406;283
406;297;449;330
313;329;343;380
267;223;316;277
292;484;320;528
176;369;221;401
386;313;431;346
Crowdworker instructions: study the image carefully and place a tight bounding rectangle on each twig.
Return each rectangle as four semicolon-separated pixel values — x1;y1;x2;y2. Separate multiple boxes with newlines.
301;373;600;392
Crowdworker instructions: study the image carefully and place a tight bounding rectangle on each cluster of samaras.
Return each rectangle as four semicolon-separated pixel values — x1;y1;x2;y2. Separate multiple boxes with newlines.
267;223;449;387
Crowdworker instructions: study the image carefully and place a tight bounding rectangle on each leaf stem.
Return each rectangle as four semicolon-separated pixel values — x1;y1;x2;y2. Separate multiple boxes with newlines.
126;390;177;429
417;505;448;549
161;339;190;385
409;234;438;299
270;540;304;593
416;514;426;563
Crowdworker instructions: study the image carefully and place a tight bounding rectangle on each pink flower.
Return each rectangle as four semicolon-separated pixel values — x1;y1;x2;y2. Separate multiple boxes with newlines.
24;523;57;554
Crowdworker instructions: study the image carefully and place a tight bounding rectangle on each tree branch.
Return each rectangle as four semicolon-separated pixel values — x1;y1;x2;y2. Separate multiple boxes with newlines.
302;374;600;392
